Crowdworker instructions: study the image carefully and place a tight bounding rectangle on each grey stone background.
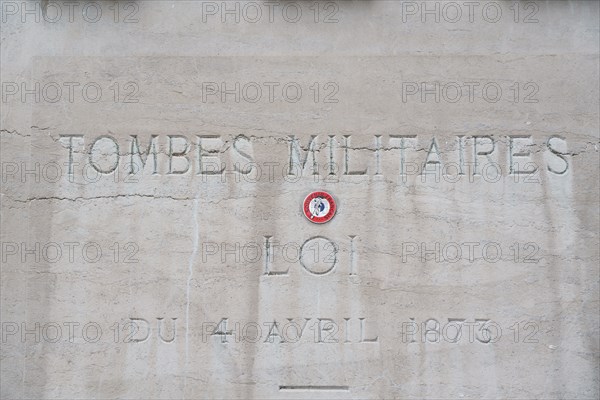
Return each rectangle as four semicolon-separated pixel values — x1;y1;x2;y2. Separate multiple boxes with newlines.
1;1;598;398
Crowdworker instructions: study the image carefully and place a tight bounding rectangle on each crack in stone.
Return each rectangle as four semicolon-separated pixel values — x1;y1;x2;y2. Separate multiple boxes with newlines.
12;194;194;202
8;193;264;204
1;129;31;138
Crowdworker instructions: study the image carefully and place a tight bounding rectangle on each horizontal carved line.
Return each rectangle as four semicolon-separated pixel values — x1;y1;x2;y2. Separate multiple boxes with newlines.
279;385;349;391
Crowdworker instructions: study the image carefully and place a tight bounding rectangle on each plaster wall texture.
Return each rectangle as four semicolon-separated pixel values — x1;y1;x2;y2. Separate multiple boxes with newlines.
1;1;599;399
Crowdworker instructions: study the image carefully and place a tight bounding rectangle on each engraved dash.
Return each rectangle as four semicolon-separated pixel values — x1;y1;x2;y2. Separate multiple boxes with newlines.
279;385;349;392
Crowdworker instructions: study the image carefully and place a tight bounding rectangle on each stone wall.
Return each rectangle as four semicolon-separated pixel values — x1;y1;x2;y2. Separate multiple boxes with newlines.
1;1;598;398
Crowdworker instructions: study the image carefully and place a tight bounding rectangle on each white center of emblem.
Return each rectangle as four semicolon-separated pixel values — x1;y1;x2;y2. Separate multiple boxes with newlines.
309;197;331;218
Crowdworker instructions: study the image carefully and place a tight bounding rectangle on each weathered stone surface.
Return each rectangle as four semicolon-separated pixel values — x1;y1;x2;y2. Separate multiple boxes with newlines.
1;1;598;399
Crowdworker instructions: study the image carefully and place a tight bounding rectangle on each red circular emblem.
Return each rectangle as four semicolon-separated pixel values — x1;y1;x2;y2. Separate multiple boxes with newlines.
303;191;337;224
